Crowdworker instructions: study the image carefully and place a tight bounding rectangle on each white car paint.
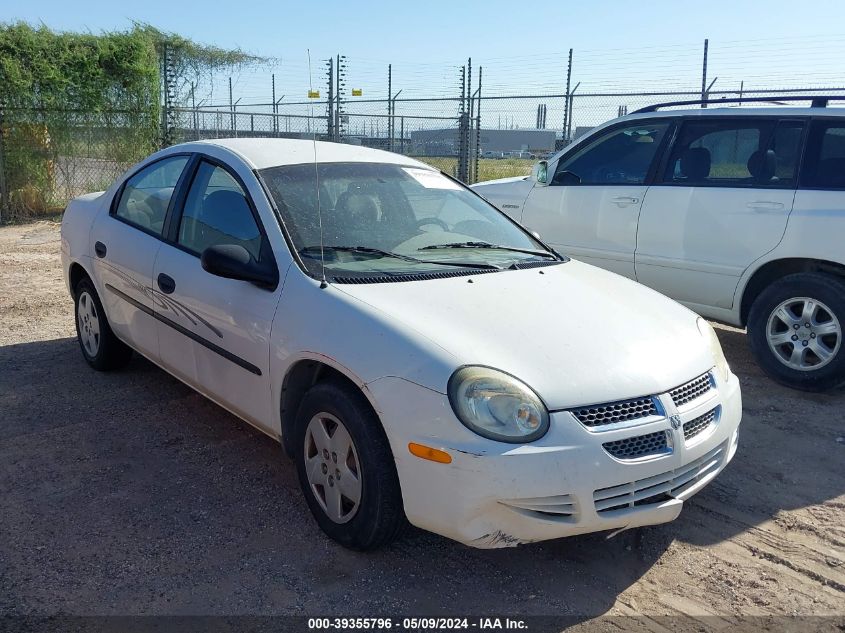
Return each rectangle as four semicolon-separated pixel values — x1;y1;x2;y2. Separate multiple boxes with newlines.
62;138;741;548
472;106;845;329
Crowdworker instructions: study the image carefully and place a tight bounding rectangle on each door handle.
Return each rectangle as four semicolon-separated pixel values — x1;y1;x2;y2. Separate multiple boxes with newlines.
611;196;640;207
157;273;176;295
746;201;785;211
94;241;107;258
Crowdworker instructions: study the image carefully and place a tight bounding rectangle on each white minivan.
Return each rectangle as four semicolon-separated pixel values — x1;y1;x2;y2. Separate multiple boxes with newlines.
473;97;845;392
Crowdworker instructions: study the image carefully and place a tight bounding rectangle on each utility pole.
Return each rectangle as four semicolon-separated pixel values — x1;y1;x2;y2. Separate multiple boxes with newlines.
326;58;334;140
457;64;468;182
272;74;277;134
701;38;709;108
567;82;580;142
336;55;346;141
562;49;573;143
387;64;392;150
474;67;482;184
391;89;402;153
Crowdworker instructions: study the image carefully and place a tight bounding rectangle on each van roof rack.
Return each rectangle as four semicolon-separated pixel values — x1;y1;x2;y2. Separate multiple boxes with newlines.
633;94;841;114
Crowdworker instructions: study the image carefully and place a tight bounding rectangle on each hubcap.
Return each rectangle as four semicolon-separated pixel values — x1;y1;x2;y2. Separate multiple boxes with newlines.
77;291;101;357
766;297;841;371
303;413;362;524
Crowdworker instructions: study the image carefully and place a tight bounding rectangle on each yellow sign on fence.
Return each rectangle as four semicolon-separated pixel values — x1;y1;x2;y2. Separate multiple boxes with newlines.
307;90;320;98
351;88;363;96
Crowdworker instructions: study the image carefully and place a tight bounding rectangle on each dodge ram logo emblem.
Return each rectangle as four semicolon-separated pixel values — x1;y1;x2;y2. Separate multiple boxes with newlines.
670;414;683;430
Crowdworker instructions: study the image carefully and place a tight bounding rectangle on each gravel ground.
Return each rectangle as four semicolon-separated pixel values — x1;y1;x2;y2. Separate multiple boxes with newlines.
1;221;843;630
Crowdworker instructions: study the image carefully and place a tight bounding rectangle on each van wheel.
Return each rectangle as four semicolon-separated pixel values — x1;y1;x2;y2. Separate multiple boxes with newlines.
74;278;133;371
748;272;845;392
294;380;406;551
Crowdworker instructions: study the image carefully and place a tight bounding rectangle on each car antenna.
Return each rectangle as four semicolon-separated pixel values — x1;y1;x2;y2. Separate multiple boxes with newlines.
307;48;328;289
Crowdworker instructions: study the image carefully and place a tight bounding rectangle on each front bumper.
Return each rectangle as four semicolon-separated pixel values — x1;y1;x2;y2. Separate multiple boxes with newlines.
369;370;741;548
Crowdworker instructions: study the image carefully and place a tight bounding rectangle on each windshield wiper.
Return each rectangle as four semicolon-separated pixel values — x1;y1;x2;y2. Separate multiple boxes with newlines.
418;241;557;259
299;245;501;270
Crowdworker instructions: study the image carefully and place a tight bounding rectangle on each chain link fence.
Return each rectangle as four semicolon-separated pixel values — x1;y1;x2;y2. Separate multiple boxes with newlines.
0;108;158;221
4;88;845;222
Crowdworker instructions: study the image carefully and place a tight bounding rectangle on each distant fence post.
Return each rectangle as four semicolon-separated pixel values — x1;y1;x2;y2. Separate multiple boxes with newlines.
457;62;470;183
473;67;482;184
563;48;573;143
0;106;8;222
701;38;709;108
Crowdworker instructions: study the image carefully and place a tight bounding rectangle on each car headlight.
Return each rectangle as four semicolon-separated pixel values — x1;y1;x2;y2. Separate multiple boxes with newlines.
697;318;730;383
447;366;550;443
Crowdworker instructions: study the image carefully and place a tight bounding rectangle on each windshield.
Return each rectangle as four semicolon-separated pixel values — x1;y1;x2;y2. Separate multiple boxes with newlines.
259;162;557;279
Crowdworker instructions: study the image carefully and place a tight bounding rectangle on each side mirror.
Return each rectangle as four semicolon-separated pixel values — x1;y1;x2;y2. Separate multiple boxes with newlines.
532;161;549;185
201;244;278;290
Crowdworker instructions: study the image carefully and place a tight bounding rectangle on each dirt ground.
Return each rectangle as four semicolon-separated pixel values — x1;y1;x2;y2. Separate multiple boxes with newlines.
1;221;843;630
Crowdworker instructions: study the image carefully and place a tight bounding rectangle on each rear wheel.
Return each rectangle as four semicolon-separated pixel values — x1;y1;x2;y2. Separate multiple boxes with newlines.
748;272;845;392
294;380;406;550
74;278;133;371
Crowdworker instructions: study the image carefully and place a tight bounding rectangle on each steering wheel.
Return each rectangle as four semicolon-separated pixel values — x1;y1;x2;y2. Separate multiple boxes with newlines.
595;167;627;182
415;217;449;231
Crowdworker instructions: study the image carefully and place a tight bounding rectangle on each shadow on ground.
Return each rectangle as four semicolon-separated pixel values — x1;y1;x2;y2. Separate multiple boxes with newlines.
1;332;842;618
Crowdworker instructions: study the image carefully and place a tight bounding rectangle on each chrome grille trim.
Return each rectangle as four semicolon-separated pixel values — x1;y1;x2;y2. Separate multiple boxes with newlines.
593;442;726;514
603;430;670;460
684;406;719;441
570;396;660;427
670;372;714;407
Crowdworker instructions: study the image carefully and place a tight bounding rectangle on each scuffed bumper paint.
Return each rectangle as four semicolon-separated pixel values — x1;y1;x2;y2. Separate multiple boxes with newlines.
369;371;741;548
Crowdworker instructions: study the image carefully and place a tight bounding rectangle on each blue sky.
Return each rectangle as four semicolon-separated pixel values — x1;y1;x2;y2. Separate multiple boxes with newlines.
5;1;845;128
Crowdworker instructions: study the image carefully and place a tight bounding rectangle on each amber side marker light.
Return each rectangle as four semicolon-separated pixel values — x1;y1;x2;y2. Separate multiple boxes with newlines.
408;442;452;464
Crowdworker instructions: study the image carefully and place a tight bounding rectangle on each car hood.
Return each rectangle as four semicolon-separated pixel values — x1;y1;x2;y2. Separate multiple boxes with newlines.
335;260;713;410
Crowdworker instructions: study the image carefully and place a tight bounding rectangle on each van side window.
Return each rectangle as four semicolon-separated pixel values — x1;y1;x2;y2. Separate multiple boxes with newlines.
663;119;802;187
801;122;845;189
113;156;189;234
552;122;669;186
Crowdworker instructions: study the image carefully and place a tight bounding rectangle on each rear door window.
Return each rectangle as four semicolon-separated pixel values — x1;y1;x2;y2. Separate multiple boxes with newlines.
113;156;189;235
801;121;845;189
662;119;803;187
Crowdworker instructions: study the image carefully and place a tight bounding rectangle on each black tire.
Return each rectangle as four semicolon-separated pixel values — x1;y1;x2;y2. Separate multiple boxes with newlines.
294;380;406;550
747;272;845;392
74;277;133;371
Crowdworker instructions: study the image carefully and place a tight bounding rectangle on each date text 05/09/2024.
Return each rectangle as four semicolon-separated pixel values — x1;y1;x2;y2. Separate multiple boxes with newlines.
307;617;528;630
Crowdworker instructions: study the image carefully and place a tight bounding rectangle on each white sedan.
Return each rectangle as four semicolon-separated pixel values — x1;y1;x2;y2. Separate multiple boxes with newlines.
61;138;741;550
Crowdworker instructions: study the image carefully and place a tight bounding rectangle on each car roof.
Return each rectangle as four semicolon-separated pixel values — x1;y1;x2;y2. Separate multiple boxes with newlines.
180;138;433;171
624;106;845;120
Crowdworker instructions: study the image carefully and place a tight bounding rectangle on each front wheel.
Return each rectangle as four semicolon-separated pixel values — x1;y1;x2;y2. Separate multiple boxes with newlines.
294;380;406;550
747;272;845;392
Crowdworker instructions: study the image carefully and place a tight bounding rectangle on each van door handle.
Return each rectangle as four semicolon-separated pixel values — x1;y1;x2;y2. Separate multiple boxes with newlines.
94;241;107;258
157;273;176;295
611;196;640;206
747;201;785;211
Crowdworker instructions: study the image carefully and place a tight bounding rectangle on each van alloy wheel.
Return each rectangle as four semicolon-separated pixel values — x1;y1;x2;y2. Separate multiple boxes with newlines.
303;412;362;524
766;297;841;371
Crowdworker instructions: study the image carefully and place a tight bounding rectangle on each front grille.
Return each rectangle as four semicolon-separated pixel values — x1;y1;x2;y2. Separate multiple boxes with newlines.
593;442;726;514
500;494;578;523
571;396;659;427
603;430;669;460
684;407;719;441
670;373;713;407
